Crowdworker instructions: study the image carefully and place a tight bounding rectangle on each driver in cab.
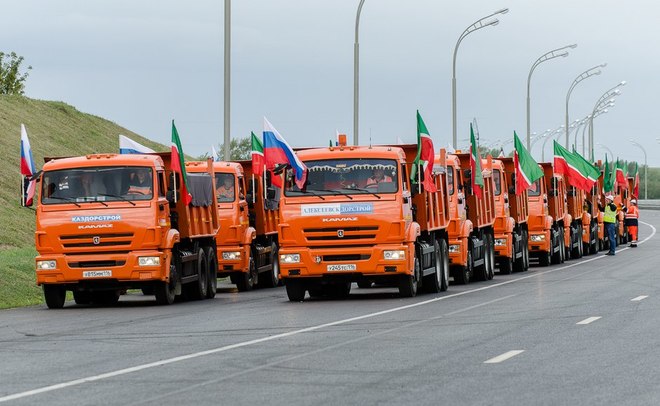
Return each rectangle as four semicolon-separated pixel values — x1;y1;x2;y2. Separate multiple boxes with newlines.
366;168;392;188
126;168;152;195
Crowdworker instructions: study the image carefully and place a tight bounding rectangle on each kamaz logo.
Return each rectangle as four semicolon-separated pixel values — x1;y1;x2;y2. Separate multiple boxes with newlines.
337;230;345;238
322;217;357;222
92;236;101;245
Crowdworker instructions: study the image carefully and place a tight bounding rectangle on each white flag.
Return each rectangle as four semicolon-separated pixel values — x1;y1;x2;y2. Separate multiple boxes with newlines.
119;135;155;154
211;145;219;161
446;143;456;154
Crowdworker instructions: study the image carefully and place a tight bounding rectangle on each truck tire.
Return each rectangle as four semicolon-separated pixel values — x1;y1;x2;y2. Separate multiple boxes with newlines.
236;257;257;292
560;228;566;263
155;263;177;305
185;248;208;300
285;279;306;302
486;234;495;280
454;249;473;285
141;287;154;296
522;235;530;271
259;243;280;288
476;236;491;281
44;285;66;309
399;257;420;297
551;230;562;264
440;239;449;292
571;226;582;258
423;240;443;293
73;290;92;305
205;247;218;299
500;256;513;274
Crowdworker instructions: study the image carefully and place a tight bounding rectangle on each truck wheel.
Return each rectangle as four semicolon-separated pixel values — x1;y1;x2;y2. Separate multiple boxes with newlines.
486;234;495;280
285;279;306;301
73;290;92;305
523;238;530;271
92;290;120;306
571;226;582;258
259;243;280;288
191;248;208;300
44;285;66;309
423;240;443;293
454;250;472;285
205;247;218;299
236;257;257;292
551;230;561;264
440;239;449;292
155;264;177;305
141;287;154;296
500;257;513;274
398;257;419;298
327;282;351;299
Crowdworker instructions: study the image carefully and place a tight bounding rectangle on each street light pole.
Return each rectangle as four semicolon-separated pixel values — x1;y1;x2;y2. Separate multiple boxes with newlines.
223;0;231;160
526;44;576;150
565;64;606;148
353;0;366;146
542;126;564;161
452;8;508;149
588;81;626;161
597;143;615;160
630;140;648;200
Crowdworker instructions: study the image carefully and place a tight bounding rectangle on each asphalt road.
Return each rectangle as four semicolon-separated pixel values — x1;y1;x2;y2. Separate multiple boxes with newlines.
2;211;660;405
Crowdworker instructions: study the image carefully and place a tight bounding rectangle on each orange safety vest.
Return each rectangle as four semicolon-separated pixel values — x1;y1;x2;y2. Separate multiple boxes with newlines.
625;205;639;219
127;185;151;195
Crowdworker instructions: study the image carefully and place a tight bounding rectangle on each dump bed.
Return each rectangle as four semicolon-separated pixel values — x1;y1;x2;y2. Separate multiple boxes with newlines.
566;186;585;221
237;160;280;236
499;157;529;224
395;144;450;232
541;162;567;224
452;152;496;229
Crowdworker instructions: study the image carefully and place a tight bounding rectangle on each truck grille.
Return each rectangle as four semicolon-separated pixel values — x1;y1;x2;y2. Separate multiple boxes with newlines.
68;260;126;268
323;254;371;262
60;233;134;249
303;226;378;243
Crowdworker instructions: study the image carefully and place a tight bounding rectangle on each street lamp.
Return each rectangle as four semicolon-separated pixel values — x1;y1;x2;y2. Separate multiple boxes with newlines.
223;0;231;160
353;0;366;146
580;107;610;156
542;126;565;161
526;44;577;149
630;140;648;200
565;64;607;147
597;143;614;159
531;128;552;153
452;8;509;149
588;81;626;160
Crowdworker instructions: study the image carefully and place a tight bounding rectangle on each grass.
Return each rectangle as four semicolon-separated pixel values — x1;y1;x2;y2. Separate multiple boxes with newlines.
0;95;166;309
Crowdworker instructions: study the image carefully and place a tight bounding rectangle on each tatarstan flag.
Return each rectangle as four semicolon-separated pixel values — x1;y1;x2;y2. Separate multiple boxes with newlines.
615;158;627;189
251;131;264;177
171;121;192;205
603;154;614;193
470;123;484;198
553;140;594;191
513;131;543;195
410;110;437;192
571;146;600;186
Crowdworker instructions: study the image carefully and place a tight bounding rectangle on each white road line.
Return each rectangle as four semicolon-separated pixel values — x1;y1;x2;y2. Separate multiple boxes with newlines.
0;221;656;403
484;350;525;364
631;295;649;302
576;316;602;325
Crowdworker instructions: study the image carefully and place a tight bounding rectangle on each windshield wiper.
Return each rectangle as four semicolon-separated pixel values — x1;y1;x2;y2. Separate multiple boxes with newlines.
319;189;353;200
347;187;382;199
47;196;81;207
80;198;108;207
287;189;325;200
99;193;137;206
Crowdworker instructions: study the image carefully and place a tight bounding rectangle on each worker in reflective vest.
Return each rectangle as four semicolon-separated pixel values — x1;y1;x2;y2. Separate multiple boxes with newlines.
624;198;639;247
602;194;618;255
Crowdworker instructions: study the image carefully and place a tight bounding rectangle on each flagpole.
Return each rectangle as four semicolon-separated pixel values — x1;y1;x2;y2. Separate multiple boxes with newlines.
20;175;25;207
252;174;256;204
173;172;178;204
263;165;267;203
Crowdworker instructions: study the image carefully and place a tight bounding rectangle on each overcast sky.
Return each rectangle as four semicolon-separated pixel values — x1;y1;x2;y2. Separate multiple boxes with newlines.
3;0;659;165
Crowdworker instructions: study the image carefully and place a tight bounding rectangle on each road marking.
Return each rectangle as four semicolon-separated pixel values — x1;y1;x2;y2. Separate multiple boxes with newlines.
0;221;656;403
576;316;601;325
484;350;525;364
631;295;649;302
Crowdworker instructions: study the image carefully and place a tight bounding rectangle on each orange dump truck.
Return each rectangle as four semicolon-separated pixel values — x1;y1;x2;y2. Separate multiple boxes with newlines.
278;143;450;301
34;153;220;308
491;157;530;274
584;180;601;254
186;161;280;291
565;185;590;259
527;163;570;266
443;152;496;284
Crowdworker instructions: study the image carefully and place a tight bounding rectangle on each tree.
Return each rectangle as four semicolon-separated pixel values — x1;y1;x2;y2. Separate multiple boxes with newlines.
198;137;251;161
0;52;31;95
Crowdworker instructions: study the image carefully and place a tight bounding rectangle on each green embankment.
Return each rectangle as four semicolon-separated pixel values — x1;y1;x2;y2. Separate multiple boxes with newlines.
0;95;165;309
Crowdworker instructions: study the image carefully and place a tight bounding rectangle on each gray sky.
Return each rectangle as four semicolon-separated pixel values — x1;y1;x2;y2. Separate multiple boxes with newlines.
3;0;659;165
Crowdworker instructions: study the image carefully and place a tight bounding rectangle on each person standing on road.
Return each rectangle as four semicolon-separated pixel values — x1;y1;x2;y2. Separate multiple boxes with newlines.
624;198;639;247
602;194;618;255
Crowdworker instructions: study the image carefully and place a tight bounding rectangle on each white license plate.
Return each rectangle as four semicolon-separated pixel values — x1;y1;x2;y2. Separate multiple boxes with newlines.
82;270;112;278
327;264;357;272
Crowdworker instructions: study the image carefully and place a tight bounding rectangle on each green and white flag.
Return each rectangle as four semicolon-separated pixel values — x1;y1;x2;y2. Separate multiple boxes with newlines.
513;131;543;195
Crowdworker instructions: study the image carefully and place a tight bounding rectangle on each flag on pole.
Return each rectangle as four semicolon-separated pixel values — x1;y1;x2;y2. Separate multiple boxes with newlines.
513;131;543;195
263;118;307;189
632;162;639;199
251;131;264;177
119;134;155;154
211;145;219;162
20;124;37;206
571;146;600;188
603;155;614;193
498;147;505;158
410;110;437;192
470;123;484;198
446;143;456;154
170;121;192;205
615;158;627;188
553;141;595;191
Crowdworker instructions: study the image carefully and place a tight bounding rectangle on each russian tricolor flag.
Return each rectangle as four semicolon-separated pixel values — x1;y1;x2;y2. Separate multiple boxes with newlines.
20;124;37;206
263;118;307;189
119;134;155;154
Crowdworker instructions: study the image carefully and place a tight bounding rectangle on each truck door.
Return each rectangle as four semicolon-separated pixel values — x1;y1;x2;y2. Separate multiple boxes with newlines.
400;163;413;228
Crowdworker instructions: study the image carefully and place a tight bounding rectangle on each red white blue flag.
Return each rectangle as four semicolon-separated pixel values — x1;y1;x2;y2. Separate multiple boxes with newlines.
20;124;37;206
263;117;307;189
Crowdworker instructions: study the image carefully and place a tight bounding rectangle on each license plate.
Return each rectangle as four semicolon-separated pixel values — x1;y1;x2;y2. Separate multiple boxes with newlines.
82;270;112;278
327;264;357;272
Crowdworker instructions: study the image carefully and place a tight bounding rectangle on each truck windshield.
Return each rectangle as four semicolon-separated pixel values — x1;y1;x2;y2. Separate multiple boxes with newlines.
41;166;153;205
493;169;502;196
528;179;542;197
215;173;235;202
285;158;398;196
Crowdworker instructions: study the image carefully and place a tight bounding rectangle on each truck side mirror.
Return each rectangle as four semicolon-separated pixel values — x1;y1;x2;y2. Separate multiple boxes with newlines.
464;169;472;180
508;186;516;195
266;186;277;200
567;189;575;197
166;190;178;204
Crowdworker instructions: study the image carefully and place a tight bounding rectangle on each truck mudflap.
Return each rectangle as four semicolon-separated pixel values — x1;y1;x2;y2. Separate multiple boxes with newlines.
279;244;413;278
35;250;167;285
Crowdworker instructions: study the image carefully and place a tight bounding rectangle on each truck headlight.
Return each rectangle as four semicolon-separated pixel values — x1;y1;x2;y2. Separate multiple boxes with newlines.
222;251;241;260
36;260;56;270
383;250;405;260
530;234;546;242
494;238;506;246
280;254;301;263
449;244;461;253
138;256;160;266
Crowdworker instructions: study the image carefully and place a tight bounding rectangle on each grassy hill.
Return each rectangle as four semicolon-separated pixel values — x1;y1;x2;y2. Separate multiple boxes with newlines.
0;95;166;308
